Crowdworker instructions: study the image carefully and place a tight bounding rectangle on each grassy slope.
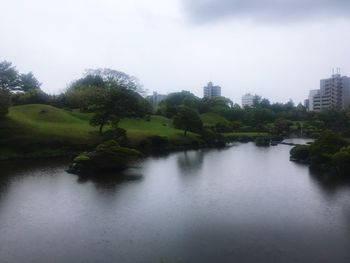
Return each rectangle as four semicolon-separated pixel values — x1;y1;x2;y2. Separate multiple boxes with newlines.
8;105;96;142
0;104;198;158
200;112;229;127
0;105;99;158
119;116;197;143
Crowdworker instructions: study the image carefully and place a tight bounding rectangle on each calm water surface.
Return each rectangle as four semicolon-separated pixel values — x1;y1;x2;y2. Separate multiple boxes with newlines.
1;140;350;263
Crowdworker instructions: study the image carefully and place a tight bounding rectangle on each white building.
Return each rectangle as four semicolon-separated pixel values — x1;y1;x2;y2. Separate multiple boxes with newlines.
146;92;167;107
308;71;350;111
241;93;256;107
307;89;320;111
203;82;221;98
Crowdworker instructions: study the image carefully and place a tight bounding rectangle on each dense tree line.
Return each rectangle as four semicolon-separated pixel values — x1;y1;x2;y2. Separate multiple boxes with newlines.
2;60;350;139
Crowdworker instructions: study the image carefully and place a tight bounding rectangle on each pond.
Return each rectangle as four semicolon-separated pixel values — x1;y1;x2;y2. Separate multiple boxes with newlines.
1;140;350;263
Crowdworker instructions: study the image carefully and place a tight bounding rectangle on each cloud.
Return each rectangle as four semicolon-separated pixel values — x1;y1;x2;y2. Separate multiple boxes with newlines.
182;0;350;23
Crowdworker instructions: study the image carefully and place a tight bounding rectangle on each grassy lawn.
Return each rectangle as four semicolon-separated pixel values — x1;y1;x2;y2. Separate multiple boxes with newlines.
200;112;229;126
0;104;199;158
120;115;197;143
7;104;97;143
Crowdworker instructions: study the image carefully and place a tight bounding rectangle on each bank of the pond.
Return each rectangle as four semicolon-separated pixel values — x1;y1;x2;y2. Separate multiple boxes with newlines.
0;104;203;160
2;104;280;161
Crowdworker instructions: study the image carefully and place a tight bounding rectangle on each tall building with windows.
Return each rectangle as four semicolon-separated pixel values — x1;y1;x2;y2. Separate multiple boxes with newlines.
307;72;350;111
241;93;256;107
146;92;167;107
203;82;221;98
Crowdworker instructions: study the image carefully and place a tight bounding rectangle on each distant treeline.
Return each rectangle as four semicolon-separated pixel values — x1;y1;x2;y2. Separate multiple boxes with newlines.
1;60;350;139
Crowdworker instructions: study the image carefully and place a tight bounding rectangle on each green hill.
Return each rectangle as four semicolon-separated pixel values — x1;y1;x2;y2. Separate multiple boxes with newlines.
201;112;230;127
0;104;198;159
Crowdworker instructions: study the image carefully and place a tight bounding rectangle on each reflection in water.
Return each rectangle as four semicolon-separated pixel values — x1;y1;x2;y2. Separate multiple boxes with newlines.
309;168;350;195
0;142;350;263
177;150;204;174
76;169;143;191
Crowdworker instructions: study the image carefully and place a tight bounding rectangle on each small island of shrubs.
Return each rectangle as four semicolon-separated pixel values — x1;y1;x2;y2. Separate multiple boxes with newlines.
68;140;142;175
290;130;350;175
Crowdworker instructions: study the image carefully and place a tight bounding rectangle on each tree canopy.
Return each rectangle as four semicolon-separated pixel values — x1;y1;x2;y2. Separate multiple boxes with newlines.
0;61;20;92
173;105;203;136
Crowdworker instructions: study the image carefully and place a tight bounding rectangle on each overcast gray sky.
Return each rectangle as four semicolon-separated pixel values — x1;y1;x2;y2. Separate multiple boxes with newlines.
1;0;350;104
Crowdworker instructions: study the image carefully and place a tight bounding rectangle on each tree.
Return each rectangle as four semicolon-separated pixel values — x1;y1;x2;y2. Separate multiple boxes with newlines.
0;61;20;91
11;88;49;105
19;72;41;92
0;61;20;118
84;68;143;93
90;85;151;134
0;89;11;117
158;91;200;118
173;106;203;136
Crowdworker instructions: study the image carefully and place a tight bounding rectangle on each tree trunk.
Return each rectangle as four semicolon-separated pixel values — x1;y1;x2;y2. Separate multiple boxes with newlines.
99;122;105;134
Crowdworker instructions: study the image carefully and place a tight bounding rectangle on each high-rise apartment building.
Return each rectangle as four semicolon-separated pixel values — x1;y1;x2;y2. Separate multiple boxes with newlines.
203;82;221;98
146;92;167;107
307;72;350;111
241;93;256;107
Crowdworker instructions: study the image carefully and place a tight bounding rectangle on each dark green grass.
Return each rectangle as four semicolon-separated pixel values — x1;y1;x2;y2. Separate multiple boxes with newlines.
0;104;200;158
200;112;229;126
120;116;198;143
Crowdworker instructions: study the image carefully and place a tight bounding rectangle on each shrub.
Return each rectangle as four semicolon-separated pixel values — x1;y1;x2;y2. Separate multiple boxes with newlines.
0;89;10;118
74;154;90;162
290;145;310;162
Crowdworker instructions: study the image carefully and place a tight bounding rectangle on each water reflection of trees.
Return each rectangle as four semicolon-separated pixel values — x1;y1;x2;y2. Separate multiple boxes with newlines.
309;168;350;195
177;150;205;174
76;169;143;191
0;158;69;194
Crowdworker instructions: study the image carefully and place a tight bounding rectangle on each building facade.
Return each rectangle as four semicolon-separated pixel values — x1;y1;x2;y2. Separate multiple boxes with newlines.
241;93;256;107
308;73;350;111
146;92;167;108
203;82;221;98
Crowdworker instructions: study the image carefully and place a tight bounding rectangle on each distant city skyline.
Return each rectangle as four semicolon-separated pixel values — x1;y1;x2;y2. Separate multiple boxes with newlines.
1;0;350;104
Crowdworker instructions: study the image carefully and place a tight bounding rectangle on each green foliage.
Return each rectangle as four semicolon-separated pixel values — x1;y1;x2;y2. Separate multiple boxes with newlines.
274;117;293;135
290;130;350;174
0;61;20;117
12;88;49;105
89;86;151;134
290;145;310;162
1;104;202;159
158;90;200;118
173;106;203;136
200;112;230;127
74;154;90;162
0;89;11;118
19;72;41;92
199;96;233;114
0;61;20;91
332;146;350;171
95;139;141;158
96;140;120;152
69;140;142;174
309;130;348;163
65;85;101;110
85;68;142;92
